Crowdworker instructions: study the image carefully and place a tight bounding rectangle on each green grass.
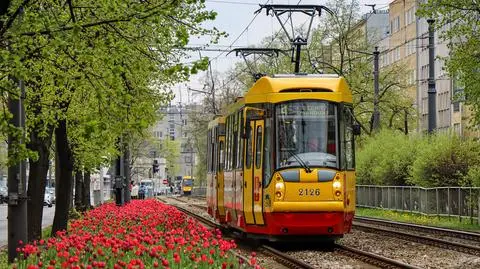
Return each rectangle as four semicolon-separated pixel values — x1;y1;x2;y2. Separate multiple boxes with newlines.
356;207;480;232
0;250;7;268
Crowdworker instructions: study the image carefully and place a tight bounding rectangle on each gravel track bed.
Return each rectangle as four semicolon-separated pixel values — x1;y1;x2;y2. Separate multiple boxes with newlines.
340;230;480;269
284;249;376;269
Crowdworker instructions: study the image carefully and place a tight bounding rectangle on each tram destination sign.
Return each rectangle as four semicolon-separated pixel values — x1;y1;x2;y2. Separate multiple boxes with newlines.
277;102;329;117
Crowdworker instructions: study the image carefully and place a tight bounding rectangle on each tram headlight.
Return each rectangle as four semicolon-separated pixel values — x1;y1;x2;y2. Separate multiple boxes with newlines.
333;181;342;189
275;182;284;200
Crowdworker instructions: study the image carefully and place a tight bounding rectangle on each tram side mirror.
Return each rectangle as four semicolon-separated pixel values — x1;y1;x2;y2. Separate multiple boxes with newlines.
353;123;361;136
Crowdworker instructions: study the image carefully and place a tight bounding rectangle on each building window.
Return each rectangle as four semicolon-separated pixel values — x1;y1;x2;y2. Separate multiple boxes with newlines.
390;16;400;33
405;7;416;26
183;132;187;138
182;119;187;126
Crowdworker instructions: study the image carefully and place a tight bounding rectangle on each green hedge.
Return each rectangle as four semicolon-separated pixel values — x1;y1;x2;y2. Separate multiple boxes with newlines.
356;129;480;187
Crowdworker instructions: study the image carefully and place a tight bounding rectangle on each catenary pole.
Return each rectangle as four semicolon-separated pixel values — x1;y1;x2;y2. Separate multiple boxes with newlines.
427;19;436;133
373;46;380;131
7;80;27;262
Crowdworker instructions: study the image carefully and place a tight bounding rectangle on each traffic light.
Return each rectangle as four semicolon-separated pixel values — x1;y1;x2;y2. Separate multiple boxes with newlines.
153;160;159;174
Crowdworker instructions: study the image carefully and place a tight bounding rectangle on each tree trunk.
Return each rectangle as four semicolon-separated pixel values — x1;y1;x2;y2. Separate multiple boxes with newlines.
82;171;91;210
26;127;53;242
51;119;74;236
74;169;83;210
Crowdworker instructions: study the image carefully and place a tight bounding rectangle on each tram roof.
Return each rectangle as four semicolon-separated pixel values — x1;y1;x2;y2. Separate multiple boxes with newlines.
244;74;352;104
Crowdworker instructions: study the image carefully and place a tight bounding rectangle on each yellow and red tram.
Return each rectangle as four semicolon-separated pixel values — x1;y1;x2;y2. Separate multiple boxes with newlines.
206;74;358;241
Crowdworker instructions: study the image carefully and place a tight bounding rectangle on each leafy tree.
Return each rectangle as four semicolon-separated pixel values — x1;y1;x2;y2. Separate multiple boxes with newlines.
356;129;419;185
306;0;416;135
159;138;180;181
0;0;223;241
418;1;480;124
408;134;480;187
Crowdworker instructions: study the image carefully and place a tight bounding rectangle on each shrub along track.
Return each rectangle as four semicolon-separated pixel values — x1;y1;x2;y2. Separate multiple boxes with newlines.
353;216;480;256
160;196;419;269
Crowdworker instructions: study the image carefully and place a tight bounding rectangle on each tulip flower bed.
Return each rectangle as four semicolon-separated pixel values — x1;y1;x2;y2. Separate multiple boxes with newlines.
13;199;256;269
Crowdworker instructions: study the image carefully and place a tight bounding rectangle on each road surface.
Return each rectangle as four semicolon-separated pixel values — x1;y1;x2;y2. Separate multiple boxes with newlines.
0;204;56;247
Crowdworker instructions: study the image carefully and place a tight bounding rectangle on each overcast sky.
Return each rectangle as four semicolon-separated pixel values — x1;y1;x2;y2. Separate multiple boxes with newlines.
172;0;391;105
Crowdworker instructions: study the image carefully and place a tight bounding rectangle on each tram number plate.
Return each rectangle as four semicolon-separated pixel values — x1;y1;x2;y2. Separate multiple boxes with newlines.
298;188;320;196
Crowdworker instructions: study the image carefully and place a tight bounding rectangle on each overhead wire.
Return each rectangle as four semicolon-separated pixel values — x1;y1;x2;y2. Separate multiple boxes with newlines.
219;0;304;89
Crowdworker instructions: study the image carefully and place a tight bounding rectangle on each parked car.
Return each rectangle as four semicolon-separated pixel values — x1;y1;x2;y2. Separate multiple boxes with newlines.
0;186;7;204
45;187;56;204
44;193;53;207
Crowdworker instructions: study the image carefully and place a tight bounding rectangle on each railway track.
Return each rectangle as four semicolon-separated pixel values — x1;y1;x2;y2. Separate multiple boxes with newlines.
160;196;419;269
353;217;480;256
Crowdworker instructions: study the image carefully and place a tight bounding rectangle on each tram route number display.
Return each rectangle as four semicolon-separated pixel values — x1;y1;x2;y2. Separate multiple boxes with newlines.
298;188;320;196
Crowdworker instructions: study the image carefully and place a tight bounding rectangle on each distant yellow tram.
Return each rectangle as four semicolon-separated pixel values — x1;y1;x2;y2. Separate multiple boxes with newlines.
207;74;359;241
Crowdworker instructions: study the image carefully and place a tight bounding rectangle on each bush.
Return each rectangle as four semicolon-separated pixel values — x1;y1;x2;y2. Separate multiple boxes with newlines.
356;129;418;185
356;130;480;187
408;134;480;187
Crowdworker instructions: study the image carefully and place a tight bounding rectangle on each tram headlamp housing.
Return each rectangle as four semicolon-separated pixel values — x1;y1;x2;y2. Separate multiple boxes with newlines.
275;182;285;200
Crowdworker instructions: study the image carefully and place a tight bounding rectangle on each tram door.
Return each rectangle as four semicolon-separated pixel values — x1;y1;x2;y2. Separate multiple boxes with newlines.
243;109;265;225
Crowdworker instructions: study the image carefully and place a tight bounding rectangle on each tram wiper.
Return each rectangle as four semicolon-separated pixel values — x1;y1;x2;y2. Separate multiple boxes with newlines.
283;148;312;173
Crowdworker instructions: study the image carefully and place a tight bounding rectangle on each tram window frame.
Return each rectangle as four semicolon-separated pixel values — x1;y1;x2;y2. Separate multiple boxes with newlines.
255;126;263;169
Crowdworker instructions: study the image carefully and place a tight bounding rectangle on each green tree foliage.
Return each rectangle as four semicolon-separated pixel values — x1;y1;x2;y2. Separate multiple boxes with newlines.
306;0;416;135
356;129;419;185
356;130;480;187
409;134;480;187
418;1;480;124
160;139;180;180
0;0;224;239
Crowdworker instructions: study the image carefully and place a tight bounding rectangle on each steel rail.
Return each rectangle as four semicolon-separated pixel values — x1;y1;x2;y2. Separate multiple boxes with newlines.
355;216;480;242
353;222;480;256
335;244;421;269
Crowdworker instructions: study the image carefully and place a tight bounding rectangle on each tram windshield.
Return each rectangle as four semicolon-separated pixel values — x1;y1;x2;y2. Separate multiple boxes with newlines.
276;100;338;169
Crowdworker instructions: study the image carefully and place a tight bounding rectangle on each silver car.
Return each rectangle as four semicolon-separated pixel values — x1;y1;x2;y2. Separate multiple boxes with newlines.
44;192;53;207
0;186;7;204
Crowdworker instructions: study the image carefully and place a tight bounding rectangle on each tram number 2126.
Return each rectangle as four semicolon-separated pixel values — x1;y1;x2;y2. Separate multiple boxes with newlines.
299;188;320;196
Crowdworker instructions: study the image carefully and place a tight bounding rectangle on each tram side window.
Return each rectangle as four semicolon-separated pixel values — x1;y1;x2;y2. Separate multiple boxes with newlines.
255;126;263;169
344;107;355;170
263;119;272;186
245;123;253;169
225;117;230;171
237;110;244;169
207;131;211;172
219;141;225;172
232;113;237;168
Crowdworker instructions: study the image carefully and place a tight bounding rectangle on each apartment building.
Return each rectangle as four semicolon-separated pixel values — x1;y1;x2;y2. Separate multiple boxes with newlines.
380;0;475;135
151;104;199;179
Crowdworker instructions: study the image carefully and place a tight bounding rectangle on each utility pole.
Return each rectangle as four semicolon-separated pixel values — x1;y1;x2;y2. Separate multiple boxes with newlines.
7;80;27;262
123;144;131;203
372;46;380;131
427;19;436;133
